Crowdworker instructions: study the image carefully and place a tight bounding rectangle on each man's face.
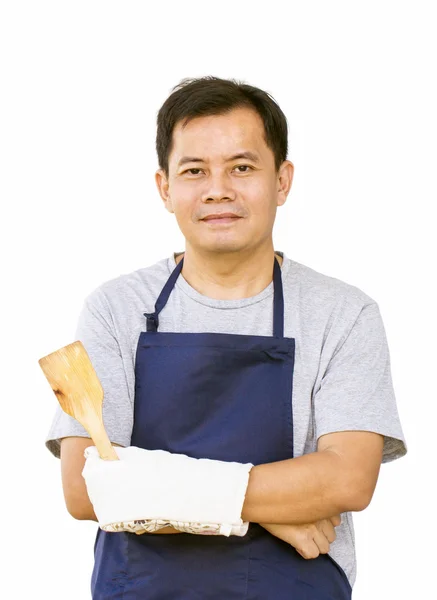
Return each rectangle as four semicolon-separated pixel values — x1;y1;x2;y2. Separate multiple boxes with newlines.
155;106;293;256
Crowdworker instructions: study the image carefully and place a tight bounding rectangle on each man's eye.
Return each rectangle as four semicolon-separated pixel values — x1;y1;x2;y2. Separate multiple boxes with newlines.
183;165;253;175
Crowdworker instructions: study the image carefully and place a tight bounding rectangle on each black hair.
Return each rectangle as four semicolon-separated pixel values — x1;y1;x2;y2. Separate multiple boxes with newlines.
156;76;289;178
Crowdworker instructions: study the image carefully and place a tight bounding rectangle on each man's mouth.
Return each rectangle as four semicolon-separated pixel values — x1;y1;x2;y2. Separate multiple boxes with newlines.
201;213;242;224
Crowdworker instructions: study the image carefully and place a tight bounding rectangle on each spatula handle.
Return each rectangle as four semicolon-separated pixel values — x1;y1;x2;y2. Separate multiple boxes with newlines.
92;430;119;461
83;417;119;461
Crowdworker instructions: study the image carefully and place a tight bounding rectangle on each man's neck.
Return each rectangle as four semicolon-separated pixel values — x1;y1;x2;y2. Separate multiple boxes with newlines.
174;245;282;301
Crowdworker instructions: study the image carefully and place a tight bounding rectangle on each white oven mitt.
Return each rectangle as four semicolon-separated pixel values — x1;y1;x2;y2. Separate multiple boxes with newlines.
81;445;253;537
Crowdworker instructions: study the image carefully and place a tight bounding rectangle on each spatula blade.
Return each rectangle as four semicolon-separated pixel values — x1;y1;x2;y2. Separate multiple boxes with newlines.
39;340;118;460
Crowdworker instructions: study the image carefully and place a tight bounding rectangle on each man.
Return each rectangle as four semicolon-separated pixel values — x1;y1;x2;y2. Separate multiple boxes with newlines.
46;76;407;598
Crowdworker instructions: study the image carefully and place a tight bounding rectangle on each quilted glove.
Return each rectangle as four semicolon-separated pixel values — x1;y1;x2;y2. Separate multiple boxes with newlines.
82;445;253;537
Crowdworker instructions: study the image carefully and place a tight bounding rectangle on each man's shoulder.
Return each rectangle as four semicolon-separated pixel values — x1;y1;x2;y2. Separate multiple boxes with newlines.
283;257;384;355
284;256;377;314
83;255;173;310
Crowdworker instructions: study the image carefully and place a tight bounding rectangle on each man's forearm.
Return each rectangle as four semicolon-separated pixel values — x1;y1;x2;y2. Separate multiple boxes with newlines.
75;503;98;522
241;449;369;525
79;450;364;527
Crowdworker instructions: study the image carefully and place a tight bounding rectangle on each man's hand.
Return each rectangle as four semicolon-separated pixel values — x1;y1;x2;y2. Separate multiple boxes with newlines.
260;515;341;559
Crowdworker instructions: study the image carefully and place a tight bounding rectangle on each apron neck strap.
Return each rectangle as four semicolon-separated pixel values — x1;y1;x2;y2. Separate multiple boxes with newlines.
144;254;284;338
272;256;284;338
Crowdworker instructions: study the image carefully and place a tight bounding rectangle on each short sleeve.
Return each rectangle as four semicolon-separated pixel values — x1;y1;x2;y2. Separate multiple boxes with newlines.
45;288;134;458
313;301;407;463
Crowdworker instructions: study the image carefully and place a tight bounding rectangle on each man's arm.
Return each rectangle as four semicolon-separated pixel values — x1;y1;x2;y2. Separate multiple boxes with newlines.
241;430;384;525
61;437;181;533
61;436;121;521
63;431;382;530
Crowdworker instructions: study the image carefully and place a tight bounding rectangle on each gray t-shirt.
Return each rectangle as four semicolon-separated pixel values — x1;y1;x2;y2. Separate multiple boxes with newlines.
45;250;407;588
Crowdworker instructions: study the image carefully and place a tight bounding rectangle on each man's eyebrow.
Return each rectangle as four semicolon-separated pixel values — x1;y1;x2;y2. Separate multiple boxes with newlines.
177;151;260;168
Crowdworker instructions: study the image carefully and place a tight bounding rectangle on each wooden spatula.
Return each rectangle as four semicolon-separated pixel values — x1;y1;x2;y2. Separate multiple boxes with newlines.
39;340;119;461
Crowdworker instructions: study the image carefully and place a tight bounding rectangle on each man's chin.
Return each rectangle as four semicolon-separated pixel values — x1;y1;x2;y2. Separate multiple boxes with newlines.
195;241;249;255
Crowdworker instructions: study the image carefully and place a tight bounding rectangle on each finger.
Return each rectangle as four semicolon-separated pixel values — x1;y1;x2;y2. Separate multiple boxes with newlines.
330;514;341;527
319;519;336;544
297;538;320;560
312;525;331;554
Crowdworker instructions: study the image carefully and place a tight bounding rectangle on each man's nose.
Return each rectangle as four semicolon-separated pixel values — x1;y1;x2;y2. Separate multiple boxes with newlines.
201;171;236;203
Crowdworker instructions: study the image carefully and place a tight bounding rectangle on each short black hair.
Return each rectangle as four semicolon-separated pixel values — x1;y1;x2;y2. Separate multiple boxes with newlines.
156;76;289;178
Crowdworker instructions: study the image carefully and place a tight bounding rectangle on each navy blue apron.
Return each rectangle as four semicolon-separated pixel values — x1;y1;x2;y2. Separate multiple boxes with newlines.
91;254;352;599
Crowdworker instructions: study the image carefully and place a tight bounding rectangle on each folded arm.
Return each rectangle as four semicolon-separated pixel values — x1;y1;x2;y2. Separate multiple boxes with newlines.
63;430;383;533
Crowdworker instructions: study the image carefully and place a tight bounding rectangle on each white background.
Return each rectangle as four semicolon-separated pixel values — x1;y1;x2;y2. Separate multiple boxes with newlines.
1;1;435;598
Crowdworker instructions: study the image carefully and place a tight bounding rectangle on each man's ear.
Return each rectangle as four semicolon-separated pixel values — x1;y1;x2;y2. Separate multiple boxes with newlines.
155;169;174;213
276;160;294;208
